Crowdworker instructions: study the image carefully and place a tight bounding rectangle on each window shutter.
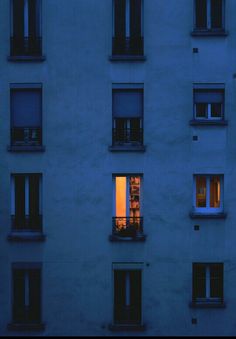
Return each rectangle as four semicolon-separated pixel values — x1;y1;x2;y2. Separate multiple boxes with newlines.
130;270;141;324
194;90;223;103
15;176;25;227
114;270;126;324
195;0;207;29
12;0;24;37
211;0;223;29
29;269;41;323
11;90;42;127
114;0;126;37
130;0;142;37
113;90;143;118
13;270;25;323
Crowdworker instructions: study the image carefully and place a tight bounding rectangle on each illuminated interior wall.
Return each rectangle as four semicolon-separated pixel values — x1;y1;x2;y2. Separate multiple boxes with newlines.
115;177;126;217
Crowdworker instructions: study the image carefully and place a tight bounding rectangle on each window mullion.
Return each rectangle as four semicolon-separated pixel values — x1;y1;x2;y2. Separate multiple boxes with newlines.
207;0;211;29
206;176;210;209
126;0;130;37
208;104;211;119
11;176;15;216
206;266;211;298
24;0;29;37
127;176;130;218
25;176;29;216
125;271;131;306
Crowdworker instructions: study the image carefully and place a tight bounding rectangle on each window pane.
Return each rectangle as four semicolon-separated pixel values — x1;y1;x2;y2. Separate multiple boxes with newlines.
116;177;127;225
13;269;25;323
211;103;222;118
12;0;24;37
114;270;127;324
129;270;142;324
14;175;25;226
196;103;207;118
195;0;207;29
196;176;206;208
130;118;141;142
211;0;223;29
114;0;126;37
28;269;41;323
210;176;221;208
130;0;142;37
193;264;206;299
210;264;223;299
129;177;140;219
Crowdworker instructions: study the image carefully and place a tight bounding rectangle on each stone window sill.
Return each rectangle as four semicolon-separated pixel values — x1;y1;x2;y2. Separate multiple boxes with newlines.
7;55;46;62
109;234;146;242
109;55;146;62
7;323;45;331
7;145;45;152
189;302;226;309
189;119;228;126
109;145;146;152
191;30;228;37
7;232;46;242
189;212;227;219
109;324;146;331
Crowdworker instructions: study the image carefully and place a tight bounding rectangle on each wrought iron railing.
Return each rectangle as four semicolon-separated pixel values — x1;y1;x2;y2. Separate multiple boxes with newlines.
112;128;143;145
11;127;42;146
112;37;144;56
10;37;42;56
11;215;42;231
112;217;143;237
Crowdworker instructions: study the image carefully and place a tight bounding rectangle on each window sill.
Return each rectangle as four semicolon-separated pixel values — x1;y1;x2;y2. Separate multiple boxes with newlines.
7;55;46;62
189;119;228;126
191;30;228;37
109;234;146;242
109;324;146;332
189;212;227;219
7;323;45;331
109;145;146;152
109;55;146;62
7;232;46;242
7;145;45;152
189;302;226;309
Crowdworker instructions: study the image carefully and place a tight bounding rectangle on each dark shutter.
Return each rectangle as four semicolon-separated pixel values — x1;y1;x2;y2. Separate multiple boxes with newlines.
114;270;126;324
130;0;142;37
29;175;40;230
28;0;37;37
113;90;143;118
129;270;141;324
13;269;25;323
195;0;207;29
14;175;25;230
28;269;41;323
114;0;126;37
12;0;24;37
193;264;206;301
210;264;223;300
211;0;223;29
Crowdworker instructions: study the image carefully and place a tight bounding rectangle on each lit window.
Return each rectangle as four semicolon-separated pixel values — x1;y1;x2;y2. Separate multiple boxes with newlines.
192;263;224;305
194;0;225;31
194;175;223;213
113;175;143;238
194;88;224;121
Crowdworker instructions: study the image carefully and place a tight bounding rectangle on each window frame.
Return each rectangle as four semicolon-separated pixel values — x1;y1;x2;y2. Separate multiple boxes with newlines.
193;174;223;214
194;0;225;32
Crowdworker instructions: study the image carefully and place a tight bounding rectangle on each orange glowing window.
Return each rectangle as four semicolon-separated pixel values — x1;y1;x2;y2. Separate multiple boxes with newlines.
195;175;222;211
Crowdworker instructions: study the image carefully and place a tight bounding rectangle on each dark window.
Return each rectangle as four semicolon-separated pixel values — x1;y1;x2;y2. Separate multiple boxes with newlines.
114;270;142;325
12;174;42;231
13;267;41;324
195;0;224;31
211;0;223;29
194;89;224;120
112;89;143;145
113;0;143;56
11;0;42;56
195;0;207;29
11;87;42;146
192;263;223;303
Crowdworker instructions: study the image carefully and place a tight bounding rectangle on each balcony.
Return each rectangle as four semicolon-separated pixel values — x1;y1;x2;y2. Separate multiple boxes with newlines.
110;217;145;241
11;215;42;232
111;37;145;61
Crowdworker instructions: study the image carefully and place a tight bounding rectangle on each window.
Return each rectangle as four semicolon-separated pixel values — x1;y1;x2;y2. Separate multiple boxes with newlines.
112;175;143;238
194;88;224;121
192;263;224;305
113;267;142;325
10;85;42;147
11;174;42;231
12;264;42;325
194;0;225;31
11;0;42;56
112;0;143;56
112;87;143;146
194;175;223;213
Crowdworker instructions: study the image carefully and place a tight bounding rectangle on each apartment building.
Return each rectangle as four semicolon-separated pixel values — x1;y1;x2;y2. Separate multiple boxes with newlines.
0;0;236;336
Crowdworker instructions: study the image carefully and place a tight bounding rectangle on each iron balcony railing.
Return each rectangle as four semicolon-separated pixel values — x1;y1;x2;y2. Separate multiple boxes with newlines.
11;127;42;146
112;37;144;56
112;217;143;238
115;305;141;325
112;128;143;145
10;36;42;56
11;215;42;232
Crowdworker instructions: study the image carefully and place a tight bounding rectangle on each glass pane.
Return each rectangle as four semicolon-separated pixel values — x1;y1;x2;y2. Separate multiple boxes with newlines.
210;176;221;208
196;176;206;207
195;0;207;29
196;103;207;118
210;264;223;298
129;177;140;219
211;0;223;29
211;103;222;118
116;177;127;218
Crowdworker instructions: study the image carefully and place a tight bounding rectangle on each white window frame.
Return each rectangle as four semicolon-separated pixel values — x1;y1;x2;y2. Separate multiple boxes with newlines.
194;0;225;30
194;103;223;120
193;175;223;213
112;174;142;218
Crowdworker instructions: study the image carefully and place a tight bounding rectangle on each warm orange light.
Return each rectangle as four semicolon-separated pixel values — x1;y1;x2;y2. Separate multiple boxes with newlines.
116;177;126;217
